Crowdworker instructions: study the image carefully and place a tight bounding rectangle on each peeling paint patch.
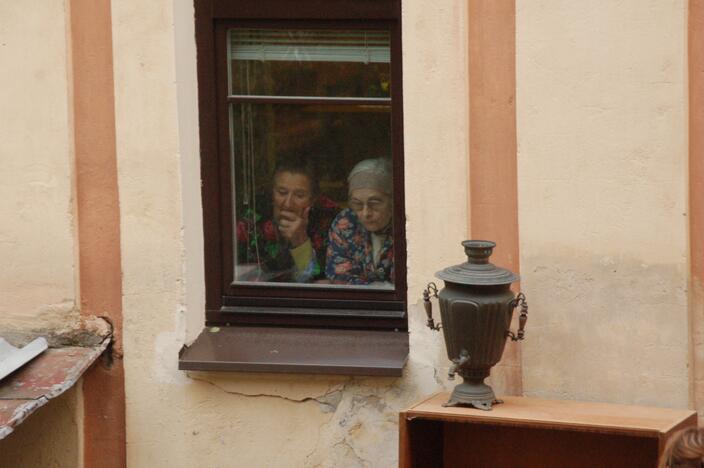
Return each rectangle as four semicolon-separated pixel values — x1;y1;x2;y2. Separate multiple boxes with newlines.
0;314;111;348
152;306;190;385
317;389;343;413
0;398;45;438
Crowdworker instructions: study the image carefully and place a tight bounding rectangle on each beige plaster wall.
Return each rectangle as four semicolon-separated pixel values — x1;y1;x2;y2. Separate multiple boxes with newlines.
516;0;689;407
0;7;82;468
0;1;78;333
113;0;470;466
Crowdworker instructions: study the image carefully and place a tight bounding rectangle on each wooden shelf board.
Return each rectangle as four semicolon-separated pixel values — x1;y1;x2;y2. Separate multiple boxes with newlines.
403;392;697;438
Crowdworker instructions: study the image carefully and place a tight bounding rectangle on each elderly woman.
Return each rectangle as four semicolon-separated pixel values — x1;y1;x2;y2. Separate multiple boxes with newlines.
326;158;394;285
236;158;338;283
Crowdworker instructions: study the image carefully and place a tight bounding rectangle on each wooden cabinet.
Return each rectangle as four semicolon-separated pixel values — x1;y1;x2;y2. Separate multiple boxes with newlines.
399;392;697;468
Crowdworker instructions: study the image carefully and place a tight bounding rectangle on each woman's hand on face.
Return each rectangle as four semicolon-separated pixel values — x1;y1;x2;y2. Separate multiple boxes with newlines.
277;207;310;248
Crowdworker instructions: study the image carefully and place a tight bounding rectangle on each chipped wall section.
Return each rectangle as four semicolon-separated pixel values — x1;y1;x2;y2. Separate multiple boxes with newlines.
115;0;467;466
0;1;78;332
516;0;689;406
177;308;453;468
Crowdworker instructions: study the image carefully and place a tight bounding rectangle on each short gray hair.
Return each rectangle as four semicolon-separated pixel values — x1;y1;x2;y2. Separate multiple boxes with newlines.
347;158;392;195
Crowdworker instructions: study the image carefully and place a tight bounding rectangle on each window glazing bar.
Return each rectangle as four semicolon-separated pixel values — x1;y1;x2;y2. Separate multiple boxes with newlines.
228;95;391;105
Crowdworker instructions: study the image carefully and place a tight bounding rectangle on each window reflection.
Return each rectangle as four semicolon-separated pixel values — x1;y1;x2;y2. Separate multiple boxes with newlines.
228;28;394;289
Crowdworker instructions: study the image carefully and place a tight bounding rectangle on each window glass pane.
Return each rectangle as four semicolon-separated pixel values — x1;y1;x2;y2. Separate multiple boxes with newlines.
229;29;391;98
230;102;394;289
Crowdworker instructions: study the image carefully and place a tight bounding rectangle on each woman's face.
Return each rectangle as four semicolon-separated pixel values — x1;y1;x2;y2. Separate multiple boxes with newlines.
272;171;314;221
349;188;392;233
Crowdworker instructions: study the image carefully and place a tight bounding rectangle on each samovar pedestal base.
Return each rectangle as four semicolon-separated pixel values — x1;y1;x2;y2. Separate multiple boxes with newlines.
442;379;503;411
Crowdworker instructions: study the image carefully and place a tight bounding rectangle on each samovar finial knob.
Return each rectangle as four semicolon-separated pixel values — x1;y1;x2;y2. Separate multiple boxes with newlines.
462;240;496;264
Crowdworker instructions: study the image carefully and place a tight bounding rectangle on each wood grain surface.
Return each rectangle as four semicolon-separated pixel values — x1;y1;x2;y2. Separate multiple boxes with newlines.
400;393;697;468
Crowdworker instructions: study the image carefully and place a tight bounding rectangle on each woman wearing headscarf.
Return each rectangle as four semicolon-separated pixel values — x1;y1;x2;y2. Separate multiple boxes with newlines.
325;158;394;285
236;157;338;283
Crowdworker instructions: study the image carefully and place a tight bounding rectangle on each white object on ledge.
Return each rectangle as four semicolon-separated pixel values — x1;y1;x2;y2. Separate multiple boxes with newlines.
0;337;48;382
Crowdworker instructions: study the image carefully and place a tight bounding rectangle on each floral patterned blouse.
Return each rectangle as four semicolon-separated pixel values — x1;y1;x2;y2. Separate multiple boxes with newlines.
236;196;338;283
325;208;394;285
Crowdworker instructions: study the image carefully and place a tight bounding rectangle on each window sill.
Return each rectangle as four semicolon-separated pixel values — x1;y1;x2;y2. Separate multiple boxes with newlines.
178;326;409;376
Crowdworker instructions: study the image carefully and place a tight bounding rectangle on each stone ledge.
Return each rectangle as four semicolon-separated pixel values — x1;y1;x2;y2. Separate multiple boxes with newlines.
0;319;112;440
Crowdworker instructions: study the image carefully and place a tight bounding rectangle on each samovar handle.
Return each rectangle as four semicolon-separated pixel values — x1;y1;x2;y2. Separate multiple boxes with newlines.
507;292;528;341
422;282;441;331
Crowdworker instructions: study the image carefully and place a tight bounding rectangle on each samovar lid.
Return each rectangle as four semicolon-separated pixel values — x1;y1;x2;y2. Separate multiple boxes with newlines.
435;240;520;286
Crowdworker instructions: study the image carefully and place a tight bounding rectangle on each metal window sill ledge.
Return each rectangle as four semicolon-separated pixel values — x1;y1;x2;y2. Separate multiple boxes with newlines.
179;326;409;377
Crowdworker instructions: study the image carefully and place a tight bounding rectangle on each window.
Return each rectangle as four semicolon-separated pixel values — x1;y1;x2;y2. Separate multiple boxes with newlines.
180;0;407;376
229;28;395;289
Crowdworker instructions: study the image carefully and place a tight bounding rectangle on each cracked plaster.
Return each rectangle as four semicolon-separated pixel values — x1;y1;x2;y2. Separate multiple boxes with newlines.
171;304;489;468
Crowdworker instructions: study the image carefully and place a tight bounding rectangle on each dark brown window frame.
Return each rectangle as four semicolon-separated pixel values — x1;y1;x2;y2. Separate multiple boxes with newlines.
195;0;407;332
